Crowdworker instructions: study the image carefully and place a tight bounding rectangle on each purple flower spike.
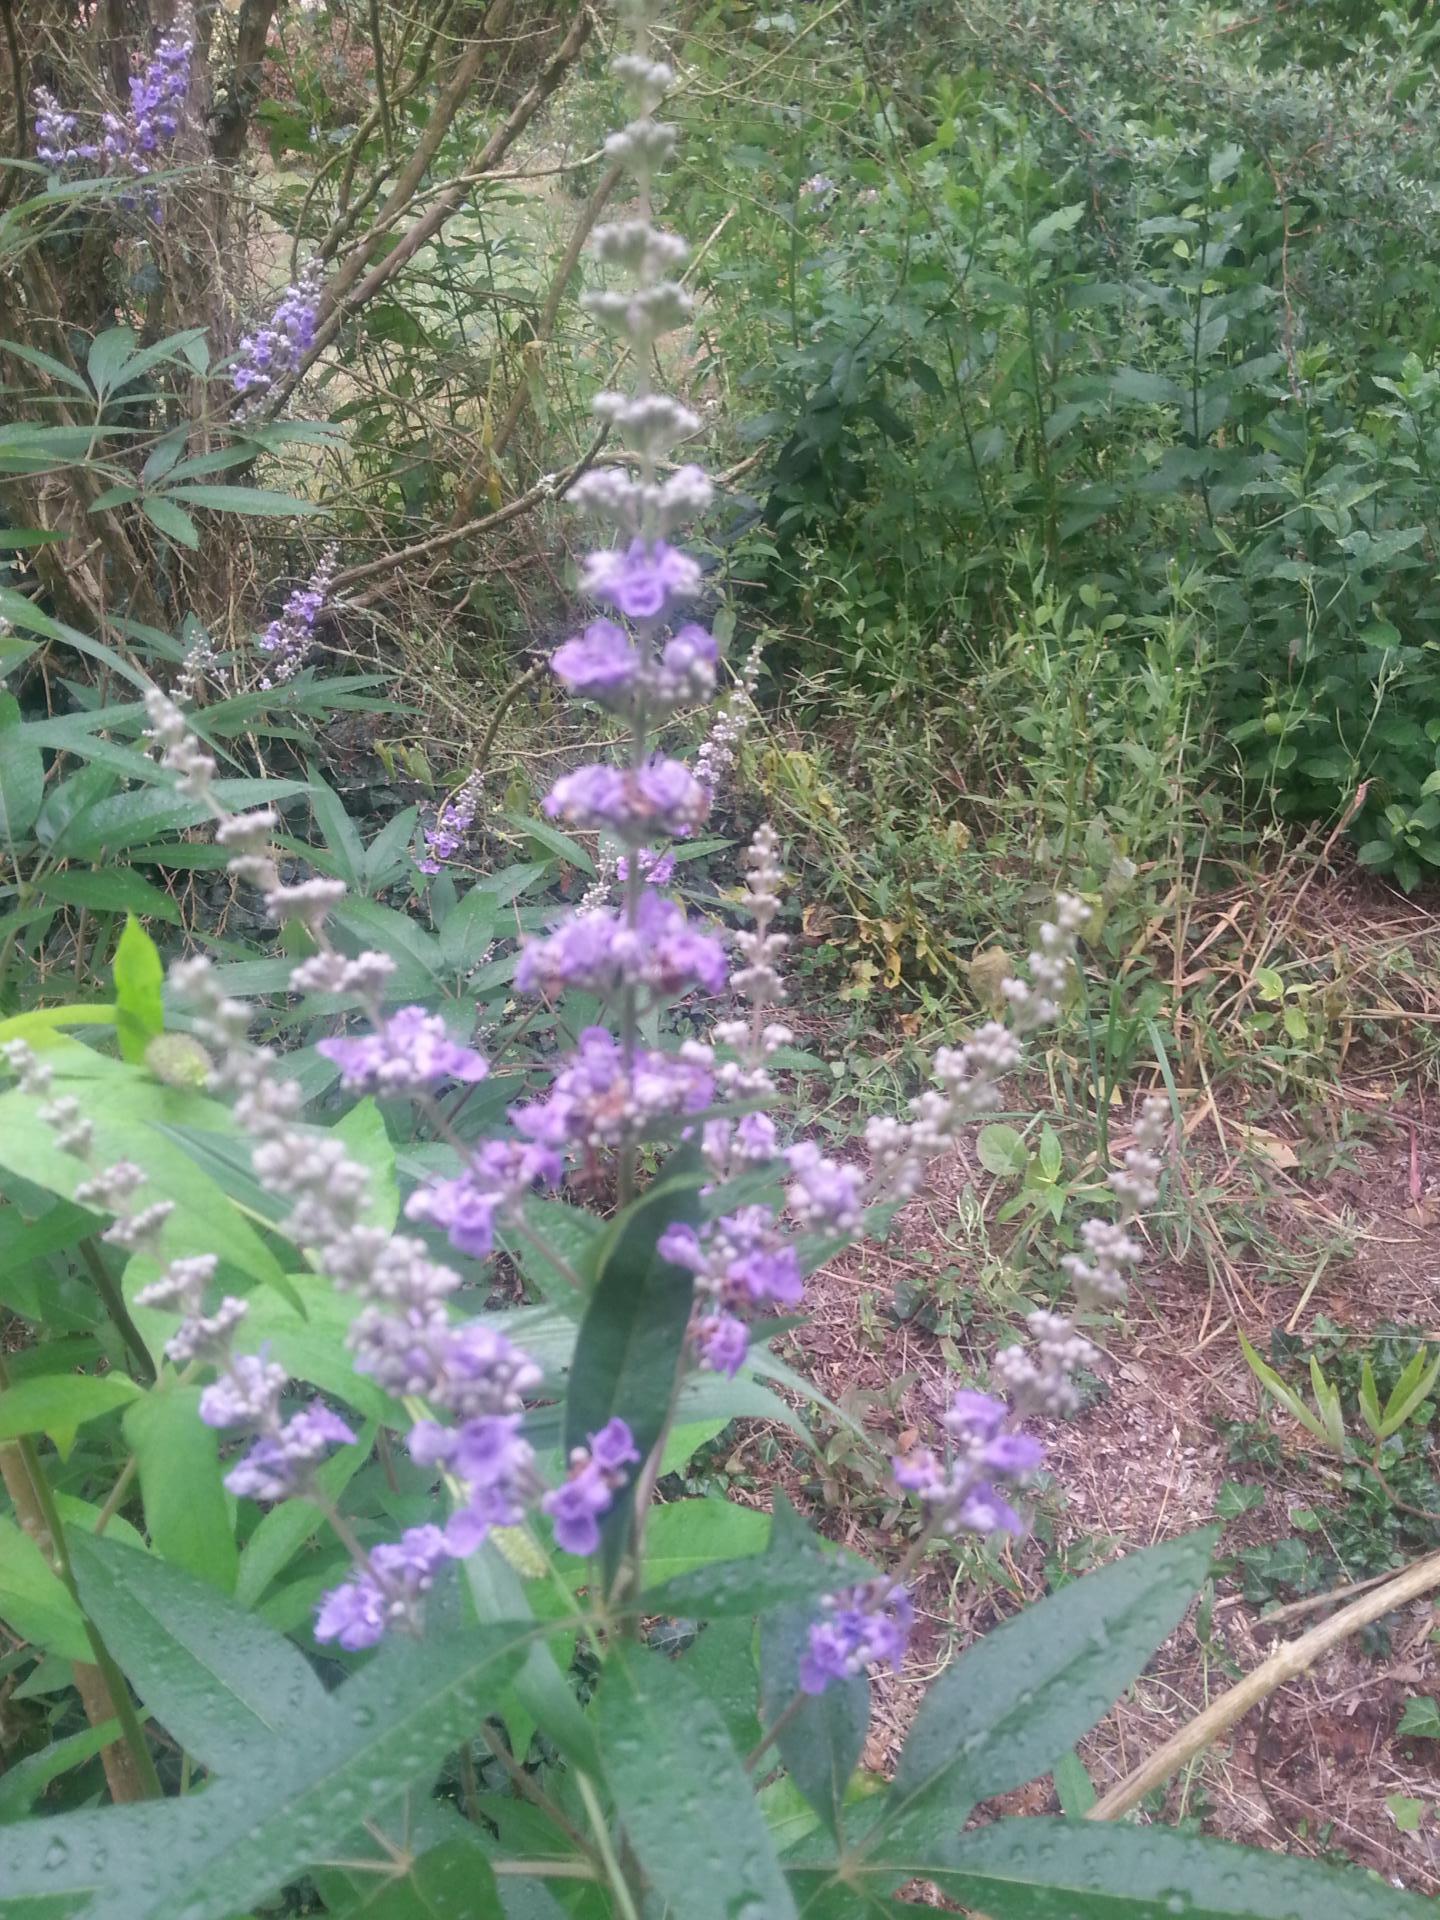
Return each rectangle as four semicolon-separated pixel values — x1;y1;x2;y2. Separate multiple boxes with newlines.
543;757;710;841
224;1403;356;1502
552;619;641;699
542;1419;639;1556
800;1582;914;1694
581;539;701;620
318;1006;489;1096
234;263;323;402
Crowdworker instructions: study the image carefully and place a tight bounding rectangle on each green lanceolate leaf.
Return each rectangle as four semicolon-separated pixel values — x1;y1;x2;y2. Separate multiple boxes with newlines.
880;1530;1219;1853
597;1640;799;1920
0;1715;122;1822
36;868;183;925
0;1513;92;1659
70;1530;327;1772
562;1150;704;1578
123;1386;239;1592
2;1586;531;1920
0;689;44;845
642;1493;869;1619
112;915;165;1063
0;1373;141;1457
924;1816;1436;1918
759;1498;870;1838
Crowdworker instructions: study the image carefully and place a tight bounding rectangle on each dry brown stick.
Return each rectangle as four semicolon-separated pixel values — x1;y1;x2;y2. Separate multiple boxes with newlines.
1086;1546;1440;1822
263;4;594;419
0;1440;148;1805
331;432;606;598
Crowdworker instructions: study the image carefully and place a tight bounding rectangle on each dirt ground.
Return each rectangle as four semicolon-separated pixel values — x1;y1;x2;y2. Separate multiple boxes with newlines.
762;868;1440;1898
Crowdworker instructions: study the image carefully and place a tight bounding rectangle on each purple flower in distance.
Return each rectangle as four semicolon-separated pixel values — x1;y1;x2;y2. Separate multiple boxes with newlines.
319;1006;488;1096
234;264;322;401
257;544;338;687
418;772;482;876
581;539;700;620
99;16;191;176
224;1403;355;1502
33;88;99;167
800;1583;914;1695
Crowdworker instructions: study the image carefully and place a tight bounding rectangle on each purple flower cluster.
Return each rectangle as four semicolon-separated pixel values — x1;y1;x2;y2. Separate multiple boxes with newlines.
257;544;338;688
544;758;710;842
318;1006;489;1096
800;1582;914;1695
552;617;717;712
316;1524;452;1651
409;1411;538;1556
892;1389;1044;1540
542;1418;641;1556
404;1139;562;1260
102;18;192;173
234;265;323;403
509;1027;714;1154
660;1204;803;1379
33;88;99;168
225;1404;356;1502
580;538;700;621
516;891;728;1000
784;1141;867;1234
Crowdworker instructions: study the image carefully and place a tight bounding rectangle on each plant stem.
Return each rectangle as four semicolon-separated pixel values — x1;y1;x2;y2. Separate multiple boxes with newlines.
577;1769;642;1920
0;1367;161;1801
78;1237;157;1385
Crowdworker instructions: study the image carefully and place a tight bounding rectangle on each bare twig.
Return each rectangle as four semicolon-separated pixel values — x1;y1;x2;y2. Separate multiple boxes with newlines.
1087;1547;1440;1821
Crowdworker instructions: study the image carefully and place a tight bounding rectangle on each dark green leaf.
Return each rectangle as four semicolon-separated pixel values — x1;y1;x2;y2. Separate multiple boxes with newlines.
164;483;318;516
885;1531;1218;1847
36;868;182;925
924;1816;1435;1918
597;1641;798;1920
0;1591;531;1920
0;690;44;843
70;1529;327;1772
759;1498;869;1836
563;1155;703;1575
141;497;200;549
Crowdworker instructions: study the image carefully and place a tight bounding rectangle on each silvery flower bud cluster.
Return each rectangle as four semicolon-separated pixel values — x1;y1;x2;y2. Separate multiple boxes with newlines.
1107;1092;1169;1215
1001;892;1088;1033
993;1310;1099;1417
568;462;713;538
144;686;216;804
695;647;762;797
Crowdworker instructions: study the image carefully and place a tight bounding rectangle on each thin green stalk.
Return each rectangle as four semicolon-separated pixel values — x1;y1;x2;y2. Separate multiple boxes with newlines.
577;1769;642;1920
78;1237;157;1385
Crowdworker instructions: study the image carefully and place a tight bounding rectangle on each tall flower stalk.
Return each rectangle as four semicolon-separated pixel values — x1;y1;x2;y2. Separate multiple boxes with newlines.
114;0;1176;1700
